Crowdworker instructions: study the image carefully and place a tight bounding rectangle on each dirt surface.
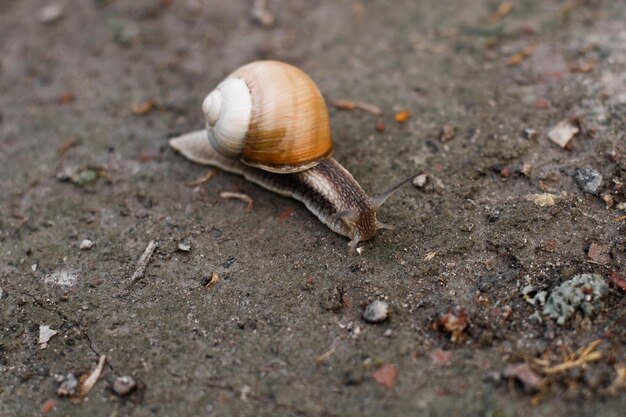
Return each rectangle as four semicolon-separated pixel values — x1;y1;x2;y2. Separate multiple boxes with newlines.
1;1;625;416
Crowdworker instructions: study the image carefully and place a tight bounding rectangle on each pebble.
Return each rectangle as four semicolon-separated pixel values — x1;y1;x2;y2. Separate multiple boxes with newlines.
79;239;95;250
543;273;608;325
38;3;64;24
521;127;538;140
177;242;191;252
548;119;579;148
573;168;603;195
113;376;137;396
363;300;389;323
56;373;78;397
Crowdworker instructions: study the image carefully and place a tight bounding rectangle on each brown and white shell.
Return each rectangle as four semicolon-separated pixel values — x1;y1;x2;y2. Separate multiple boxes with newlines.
202;61;333;173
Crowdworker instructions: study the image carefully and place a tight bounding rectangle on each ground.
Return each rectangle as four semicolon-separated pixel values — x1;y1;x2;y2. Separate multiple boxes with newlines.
0;1;625;416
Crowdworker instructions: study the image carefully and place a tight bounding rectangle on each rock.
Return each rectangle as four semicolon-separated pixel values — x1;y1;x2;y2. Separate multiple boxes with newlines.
363;300;389;323
574;168;603;195
56;373;78;397
413;174;427;188
177;242;191;252
44;270;78;288
521;127;538;140
372;363;397;388
587;243;611;265
526;193;557;207
113;376;137;396
502;364;544;393
542;274;608;325
79;239;95;250
38;3;64;24
548;119;578;148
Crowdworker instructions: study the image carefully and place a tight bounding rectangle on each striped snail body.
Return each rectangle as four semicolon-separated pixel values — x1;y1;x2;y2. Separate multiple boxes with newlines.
170;61;412;253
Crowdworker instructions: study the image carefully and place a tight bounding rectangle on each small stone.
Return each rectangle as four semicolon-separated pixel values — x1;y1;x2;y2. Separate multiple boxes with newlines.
548;119;579;148
79;239;95;250
113;376;137;396
602;194;614;208
383;329;393;337
587;243;610;265
430;348;452;365
617;202;626;212
44;269;78;288
412;174;428;188
543;273;608;325
502;364;544;393
526;193;557;207
608;272;626;291
574;168;603;195
439;125;456;142
177;242;191;252
521;127;538;140
38;3;64;24
372;363;397;388
56;373;78;397
363;300;389;323
413;173;445;193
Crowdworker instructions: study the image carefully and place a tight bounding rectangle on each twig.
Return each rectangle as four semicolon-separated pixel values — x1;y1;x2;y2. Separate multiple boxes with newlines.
187;170;214;186
80;355;106;397
528;339;603;375
330;99;382;115
130;240;157;284
220;192;254;212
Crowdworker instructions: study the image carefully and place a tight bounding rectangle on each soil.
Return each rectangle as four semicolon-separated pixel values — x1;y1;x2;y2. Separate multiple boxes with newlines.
1;1;625;416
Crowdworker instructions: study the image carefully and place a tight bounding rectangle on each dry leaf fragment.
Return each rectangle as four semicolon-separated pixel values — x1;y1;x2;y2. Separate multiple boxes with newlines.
433;306;469;343
330;99;382;115
38;325;59;349
372;363;398;388
58;91;75;104
205;272;219;288
57;137;79;157
131;100;158;115
278;207;295;221
424;251;438;261
506;43;538;65
394;110;411;123
489;2;513;23
526;193;557;207
220;191;254;212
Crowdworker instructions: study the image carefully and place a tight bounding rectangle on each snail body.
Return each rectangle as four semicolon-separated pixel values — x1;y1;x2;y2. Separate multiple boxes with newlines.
170;61;411;252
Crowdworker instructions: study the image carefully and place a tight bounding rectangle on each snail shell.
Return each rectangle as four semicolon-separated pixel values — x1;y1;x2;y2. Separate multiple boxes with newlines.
203;61;333;173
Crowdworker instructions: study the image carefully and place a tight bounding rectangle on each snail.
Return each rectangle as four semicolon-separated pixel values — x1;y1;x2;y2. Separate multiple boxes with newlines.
169;61;414;253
